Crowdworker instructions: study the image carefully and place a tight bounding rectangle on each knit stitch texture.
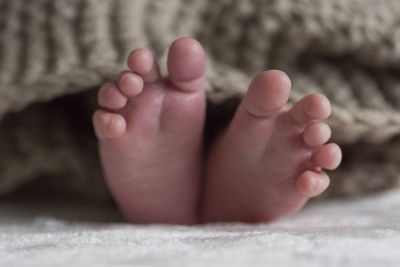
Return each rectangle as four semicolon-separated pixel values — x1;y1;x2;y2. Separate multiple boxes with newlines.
1;0;400;199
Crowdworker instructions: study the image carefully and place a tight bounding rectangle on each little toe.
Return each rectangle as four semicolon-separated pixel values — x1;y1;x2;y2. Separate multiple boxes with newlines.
312;143;342;170
93;110;126;140
127;48;161;83
167;37;206;92
239;70;291;118
289;93;331;126
296;170;330;197
98;82;127;109
117;71;144;97
303;122;331;147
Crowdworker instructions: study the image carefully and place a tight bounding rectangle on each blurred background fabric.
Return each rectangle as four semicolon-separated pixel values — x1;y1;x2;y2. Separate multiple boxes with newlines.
1;0;400;201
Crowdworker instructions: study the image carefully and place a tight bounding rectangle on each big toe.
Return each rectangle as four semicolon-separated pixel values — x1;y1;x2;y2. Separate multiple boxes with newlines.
240;70;291;118
227;70;291;149
167;37;206;92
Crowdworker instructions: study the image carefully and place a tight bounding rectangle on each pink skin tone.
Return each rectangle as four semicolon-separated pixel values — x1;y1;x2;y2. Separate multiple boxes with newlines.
93;37;342;224
93;38;206;224
201;71;341;222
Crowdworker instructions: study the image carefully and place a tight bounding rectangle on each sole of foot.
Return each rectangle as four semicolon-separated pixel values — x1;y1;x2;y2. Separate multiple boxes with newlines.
93;37;206;224
202;70;342;223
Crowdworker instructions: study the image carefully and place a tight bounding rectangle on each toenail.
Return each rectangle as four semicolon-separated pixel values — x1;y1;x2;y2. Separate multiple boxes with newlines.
108;115;120;130
306;94;330;118
307;175;318;192
318;95;331;116
103;113;111;124
105;85;115;97
119;73;128;84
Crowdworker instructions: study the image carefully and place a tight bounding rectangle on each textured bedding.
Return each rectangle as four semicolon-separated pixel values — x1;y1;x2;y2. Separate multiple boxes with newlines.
1;1;400;199
1;1;400;265
1;188;400;267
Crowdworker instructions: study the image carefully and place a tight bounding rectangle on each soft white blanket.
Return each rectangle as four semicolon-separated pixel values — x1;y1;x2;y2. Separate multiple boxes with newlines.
1;189;400;267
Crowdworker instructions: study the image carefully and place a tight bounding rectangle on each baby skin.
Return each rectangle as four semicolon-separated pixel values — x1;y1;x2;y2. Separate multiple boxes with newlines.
93;37;341;224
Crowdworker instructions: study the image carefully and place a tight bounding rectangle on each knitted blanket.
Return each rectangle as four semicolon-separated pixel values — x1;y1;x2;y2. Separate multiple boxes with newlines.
1;0;400;200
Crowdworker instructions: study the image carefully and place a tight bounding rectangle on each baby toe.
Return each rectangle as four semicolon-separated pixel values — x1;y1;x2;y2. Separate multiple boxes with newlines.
127;48;161;83
289;93;331;126
98;82;127;109
296;170;330;197
93;110;126;140
117;71;144;97
312;143;342;170
303;122;331;147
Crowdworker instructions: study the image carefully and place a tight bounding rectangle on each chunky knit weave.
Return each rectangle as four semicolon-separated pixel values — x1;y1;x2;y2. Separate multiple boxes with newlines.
1;0;400;199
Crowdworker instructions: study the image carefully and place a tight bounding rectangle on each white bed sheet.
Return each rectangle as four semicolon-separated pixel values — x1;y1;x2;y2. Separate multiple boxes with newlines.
1;189;400;267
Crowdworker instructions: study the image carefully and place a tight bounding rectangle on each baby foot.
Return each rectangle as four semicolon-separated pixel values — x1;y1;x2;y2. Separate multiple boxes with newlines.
93;37;206;224
201;70;341;223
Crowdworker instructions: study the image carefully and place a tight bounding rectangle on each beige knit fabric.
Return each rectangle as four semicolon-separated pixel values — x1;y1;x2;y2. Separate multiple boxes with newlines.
1;0;400;200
